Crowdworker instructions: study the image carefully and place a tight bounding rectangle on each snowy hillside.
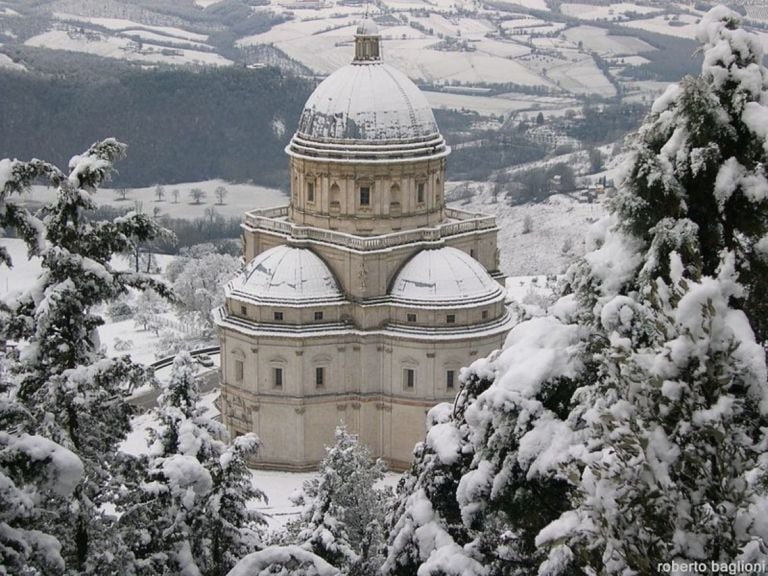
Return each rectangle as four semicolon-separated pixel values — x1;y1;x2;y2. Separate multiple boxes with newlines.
451;186;606;276
2;0;758;111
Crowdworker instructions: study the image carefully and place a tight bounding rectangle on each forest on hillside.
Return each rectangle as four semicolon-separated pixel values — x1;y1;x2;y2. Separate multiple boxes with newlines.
0;61;313;189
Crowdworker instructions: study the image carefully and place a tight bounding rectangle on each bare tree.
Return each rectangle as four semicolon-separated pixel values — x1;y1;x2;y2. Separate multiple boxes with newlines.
115;187;130;201
172;189;180;204
204;207;219;225
522;214;533;234
154;185;165;202
189;188;206;205
214;186;228;205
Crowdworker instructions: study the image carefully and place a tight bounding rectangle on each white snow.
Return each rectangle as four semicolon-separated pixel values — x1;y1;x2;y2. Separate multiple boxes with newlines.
560;3;659;21
621;14;701;40
0;432;84;497
54;14;209;42
20;179;286;220
298;62;438;141
25;29;231;67
231;245;343;303
583;215;644;295
389;247;503;305
0;52;24;71
0;238;43;296
448;183;608;277
562;25;655;56
426;422;462;465
742;102;768;154
228;545;339;576
651;83;682;114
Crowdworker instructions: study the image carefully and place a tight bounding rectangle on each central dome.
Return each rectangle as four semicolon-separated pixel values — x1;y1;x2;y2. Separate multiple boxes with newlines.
296;64;439;142
286;21;449;163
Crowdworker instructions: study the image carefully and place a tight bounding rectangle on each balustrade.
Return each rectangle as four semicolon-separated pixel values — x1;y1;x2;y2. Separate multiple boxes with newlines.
242;205;496;251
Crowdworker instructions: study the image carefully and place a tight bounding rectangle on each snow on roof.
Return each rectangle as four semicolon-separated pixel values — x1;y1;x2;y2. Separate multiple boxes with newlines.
389;247;504;305
286;22;450;162
215;306;516;341
227;245;343;305
296;62;439;142
356;18;379;36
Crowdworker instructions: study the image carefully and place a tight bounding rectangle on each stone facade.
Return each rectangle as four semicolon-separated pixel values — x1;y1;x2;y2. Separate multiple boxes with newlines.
216;22;514;471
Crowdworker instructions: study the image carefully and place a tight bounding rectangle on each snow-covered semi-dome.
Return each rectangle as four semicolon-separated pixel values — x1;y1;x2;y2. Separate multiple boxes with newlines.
286;21;449;163
389;247;503;306
226;245;343;305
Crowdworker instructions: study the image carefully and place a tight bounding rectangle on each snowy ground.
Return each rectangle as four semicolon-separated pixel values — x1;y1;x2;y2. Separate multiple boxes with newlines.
18;179;287;220
25;29;232;67
450;186;606;276
560;2;660;22
562;25;655;57
119;392;402;532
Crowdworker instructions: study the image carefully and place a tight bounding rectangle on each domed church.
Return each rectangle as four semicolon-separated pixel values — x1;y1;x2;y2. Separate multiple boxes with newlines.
215;20;514;470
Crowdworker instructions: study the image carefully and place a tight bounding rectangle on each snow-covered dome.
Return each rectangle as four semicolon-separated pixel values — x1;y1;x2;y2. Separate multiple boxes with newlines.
227;245;343;304
389;247;503;306
286;21;449;163
356;18;378;36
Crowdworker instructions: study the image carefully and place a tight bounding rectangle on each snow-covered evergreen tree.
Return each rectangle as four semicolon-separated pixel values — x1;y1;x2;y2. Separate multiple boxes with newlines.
535;8;768;571
383;380;494;576
227;545;339;576
0;366;84;576
119;352;266;575
289;426;390;575
384;7;768;575
0;139;172;574
612;7;768;343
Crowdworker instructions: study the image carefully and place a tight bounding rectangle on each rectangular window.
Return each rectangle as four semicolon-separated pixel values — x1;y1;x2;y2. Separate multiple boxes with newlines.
235;360;244;382
407;313;417;323
307;182;315;202
314;311;324;321
446;314;456;324
404;368;415;389
446;370;455;389
274;311;284;321
316;366;325;387
417;182;425;204
240;305;247;316
273;367;283;388
481;309;489;320
360;186;371;206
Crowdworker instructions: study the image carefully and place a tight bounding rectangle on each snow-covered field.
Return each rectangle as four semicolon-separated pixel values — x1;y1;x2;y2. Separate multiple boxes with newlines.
424;90;576;116
620;14;700;40
561;2;660;21
54;14;210;42
450;186;606;276
19;179;287;220
0;51;24;70
562;25;655;56
121;403;401;530
25;27;231;67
